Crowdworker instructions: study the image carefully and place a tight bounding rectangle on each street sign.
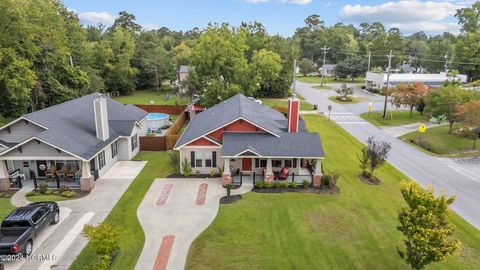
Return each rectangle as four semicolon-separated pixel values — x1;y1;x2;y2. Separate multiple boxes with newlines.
419;124;427;133
327;105;332;120
368;102;373;111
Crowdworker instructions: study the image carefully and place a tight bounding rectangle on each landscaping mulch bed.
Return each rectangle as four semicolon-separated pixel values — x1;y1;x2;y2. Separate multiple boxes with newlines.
358;175;381;185
167;173;221;178
28;189;90;200
0;190;18;198
253;186;339;195
220;194;242;204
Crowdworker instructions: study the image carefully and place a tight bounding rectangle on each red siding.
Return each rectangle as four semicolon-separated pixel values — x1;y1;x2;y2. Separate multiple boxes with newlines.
187;137;218;146
207;119;266;142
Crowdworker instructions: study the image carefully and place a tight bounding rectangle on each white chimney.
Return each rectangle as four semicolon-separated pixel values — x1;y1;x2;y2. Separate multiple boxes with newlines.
94;96;109;141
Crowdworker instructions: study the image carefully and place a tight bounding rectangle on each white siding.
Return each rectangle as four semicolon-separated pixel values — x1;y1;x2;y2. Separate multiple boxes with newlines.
117;138;129;160
0;120;45;143
179;147;222;174
97;141;120;178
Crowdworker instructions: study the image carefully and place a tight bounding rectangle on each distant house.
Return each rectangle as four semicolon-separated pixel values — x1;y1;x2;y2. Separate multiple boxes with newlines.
365;71;468;88
0;93;147;191
178;65;191;94
396;63;417;74
319;64;337;77
174;94;325;187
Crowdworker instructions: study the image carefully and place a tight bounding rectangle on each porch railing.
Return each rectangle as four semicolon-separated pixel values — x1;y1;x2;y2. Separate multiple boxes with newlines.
33;175;80;190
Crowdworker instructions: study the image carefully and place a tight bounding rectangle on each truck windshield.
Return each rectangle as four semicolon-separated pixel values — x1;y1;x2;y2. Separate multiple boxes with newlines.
1;220;30;228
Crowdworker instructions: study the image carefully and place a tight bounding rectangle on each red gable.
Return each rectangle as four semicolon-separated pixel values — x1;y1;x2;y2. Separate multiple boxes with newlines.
207;119;267;142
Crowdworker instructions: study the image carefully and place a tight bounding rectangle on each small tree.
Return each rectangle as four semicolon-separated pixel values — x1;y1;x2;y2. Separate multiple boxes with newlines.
181;158;192;177
357;147;371;177
455;100;480;149
365;137;391;177
335;83;353;101
389;82;428;118
298;58;316;76
397;180;460;270
225;184;233;197
83;222;119;267
169;151;180;173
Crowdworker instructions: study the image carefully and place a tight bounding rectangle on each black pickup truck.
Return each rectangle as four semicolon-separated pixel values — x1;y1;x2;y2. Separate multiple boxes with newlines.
0;202;59;257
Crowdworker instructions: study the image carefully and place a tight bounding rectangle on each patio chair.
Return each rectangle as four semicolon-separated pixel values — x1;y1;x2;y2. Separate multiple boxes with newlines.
45;164;56;180
57;164;67;179
279;167;289;180
67;164;78;179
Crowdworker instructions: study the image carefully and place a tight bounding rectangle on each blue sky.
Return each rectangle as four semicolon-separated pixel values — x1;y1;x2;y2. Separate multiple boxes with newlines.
64;0;475;36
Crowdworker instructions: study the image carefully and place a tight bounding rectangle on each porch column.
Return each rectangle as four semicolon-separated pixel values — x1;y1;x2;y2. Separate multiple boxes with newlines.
0;161;9;191
265;158;274;183
80;160;94;192
221;158;232;186
312;159;323;188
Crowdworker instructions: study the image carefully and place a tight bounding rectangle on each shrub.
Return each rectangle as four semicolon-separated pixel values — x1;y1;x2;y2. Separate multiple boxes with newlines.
255;181;264;189
2;194;11;198
264;181;271;189
282;182;289;188
361;85;366;89
273;181;282;189
169;151;180;173
224;184;233;197
61;191;76;198
53;191;60;195
329;170;340;187
26;191;37;197
218;167;223;175
39;183;48;194
45;189;54;195
59;185;70;193
195;170;200;176
302;180;309;188
322;175;331;187
290;181;297;188
210;169;215;177
83;222;118;267
182;158;192;177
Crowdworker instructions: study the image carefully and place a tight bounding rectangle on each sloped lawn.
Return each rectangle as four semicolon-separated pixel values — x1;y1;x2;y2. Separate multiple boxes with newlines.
70;152;173;270
360;110;428;126
185;114;480;270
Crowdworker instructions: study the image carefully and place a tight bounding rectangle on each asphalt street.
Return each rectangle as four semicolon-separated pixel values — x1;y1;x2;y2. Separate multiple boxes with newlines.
296;81;480;229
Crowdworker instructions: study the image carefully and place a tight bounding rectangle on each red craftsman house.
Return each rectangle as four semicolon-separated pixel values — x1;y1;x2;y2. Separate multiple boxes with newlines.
174;94;325;186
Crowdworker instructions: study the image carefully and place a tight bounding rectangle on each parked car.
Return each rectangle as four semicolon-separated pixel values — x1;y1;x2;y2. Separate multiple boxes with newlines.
0;202;59;257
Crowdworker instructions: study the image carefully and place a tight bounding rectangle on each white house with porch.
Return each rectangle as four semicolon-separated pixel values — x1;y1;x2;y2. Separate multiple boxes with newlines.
174;94;325;187
0;93;148;191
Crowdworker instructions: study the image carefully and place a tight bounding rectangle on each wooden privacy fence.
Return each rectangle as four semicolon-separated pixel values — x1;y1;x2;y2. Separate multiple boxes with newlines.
139;111;187;151
135;104;187;115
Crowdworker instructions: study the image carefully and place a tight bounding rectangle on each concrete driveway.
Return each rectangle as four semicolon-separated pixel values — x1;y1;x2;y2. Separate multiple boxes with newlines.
11;161;147;270
296;81;480;229
136;178;252;270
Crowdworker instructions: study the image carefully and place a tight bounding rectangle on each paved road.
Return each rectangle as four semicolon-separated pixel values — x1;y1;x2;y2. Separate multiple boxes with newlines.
297;81;480;229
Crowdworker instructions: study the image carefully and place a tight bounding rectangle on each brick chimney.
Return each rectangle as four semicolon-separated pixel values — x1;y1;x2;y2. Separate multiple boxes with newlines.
287;94;300;133
94;96;109;141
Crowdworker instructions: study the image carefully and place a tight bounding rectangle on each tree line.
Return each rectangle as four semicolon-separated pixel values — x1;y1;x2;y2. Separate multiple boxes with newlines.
295;2;480;81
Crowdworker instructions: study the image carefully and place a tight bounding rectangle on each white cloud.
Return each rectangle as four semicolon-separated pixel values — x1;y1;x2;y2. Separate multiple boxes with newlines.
339;1;464;33
78;11;115;25
242;0;311;4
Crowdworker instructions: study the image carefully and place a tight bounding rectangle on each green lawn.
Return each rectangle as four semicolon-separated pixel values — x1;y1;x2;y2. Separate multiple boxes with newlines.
297;76;365;84
0;197;15;220
400;125;480;157
70;152;173;270
312;85;332;90
328;96;367;104
260;95;313;111
186;114;480;270
113;88;190;105
360;110;429;126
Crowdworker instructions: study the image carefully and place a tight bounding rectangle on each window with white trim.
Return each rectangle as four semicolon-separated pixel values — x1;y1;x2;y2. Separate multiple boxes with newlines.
98;150;106;170
195;152;203;167
204;152;212;167
111;141;118;158
273;159;282;167
284;159;292;168
131;134;138;151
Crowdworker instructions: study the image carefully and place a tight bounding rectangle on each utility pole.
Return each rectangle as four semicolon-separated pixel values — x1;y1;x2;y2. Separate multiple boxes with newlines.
367;51;371;71
444;53;449;73
320;46;330;86
292;58;297;93
382;50;394;119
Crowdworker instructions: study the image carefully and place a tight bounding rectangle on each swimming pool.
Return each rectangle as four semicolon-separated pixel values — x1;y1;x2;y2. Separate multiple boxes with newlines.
146;113;170;131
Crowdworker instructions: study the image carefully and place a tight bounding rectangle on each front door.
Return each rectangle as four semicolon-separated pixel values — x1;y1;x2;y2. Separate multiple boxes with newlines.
242;158;252;171
36;160;47;177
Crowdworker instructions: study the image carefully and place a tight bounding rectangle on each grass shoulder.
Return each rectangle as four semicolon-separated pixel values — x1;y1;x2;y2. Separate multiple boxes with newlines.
186;114;480;270
70;152;173;270
312;85;332;90
400;125;480;158
360;110;428;126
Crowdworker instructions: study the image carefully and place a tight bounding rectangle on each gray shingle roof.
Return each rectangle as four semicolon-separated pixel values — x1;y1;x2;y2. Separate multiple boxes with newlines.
175;94;287;148
19;93;147;160
222;132;325;158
